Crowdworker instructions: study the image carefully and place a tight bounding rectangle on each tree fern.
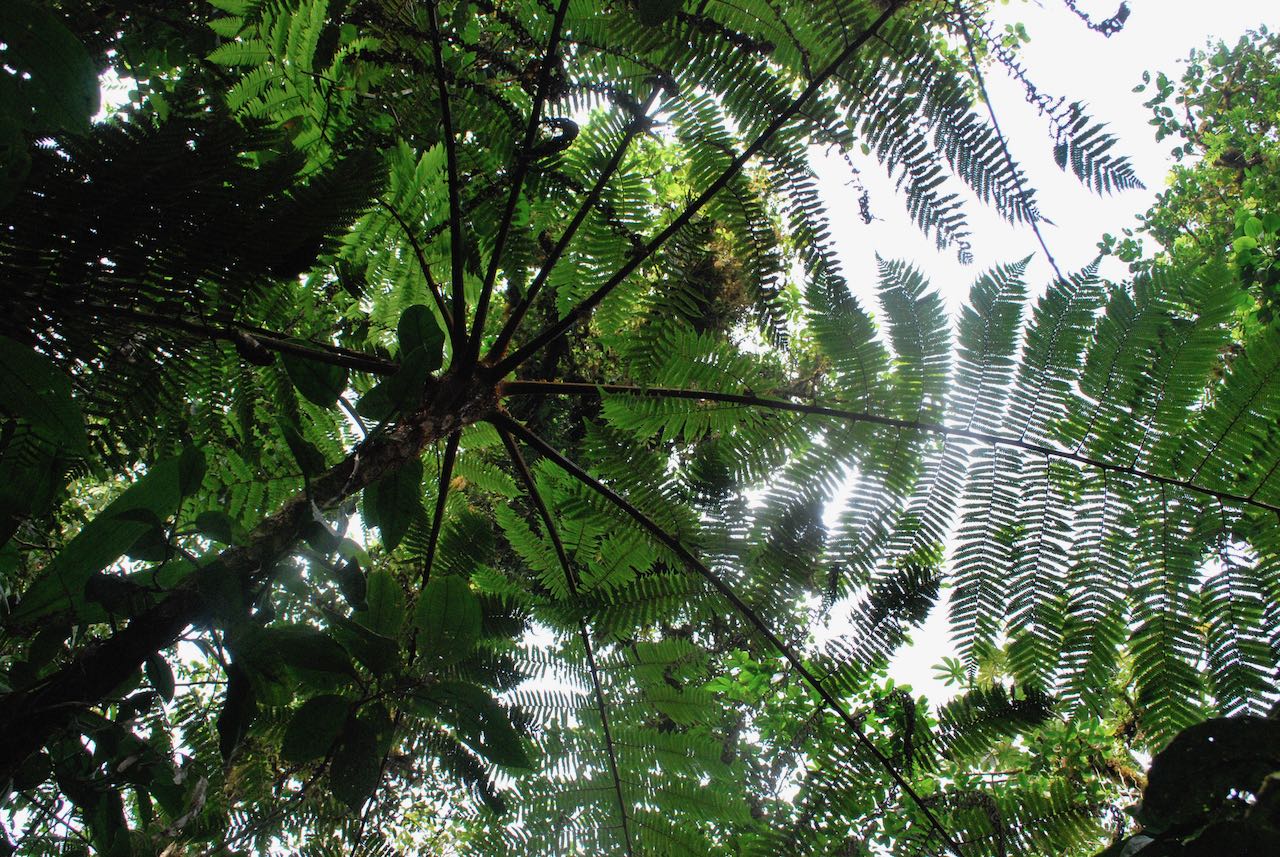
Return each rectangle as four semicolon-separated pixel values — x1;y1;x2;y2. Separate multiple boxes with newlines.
4;3;1278;856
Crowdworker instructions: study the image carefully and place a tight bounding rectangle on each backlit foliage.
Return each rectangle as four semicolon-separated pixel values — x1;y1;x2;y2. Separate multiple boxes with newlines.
0;2;1276;856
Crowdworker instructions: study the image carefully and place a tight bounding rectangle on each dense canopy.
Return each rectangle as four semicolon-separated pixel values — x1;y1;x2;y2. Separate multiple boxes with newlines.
2;1;1279;856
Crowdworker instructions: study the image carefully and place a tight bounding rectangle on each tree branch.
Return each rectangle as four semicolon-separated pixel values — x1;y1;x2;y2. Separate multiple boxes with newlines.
486;83;664;363
467;0;573;368
422;432;461;590
1248;452;1280;501
0;374;498;782
497;426;635;856
427;0;469;346
487;1;907;379
88;304;396;375
500;380;1280;516
490;412;964;857
375;196;456;339
950;2;1068;286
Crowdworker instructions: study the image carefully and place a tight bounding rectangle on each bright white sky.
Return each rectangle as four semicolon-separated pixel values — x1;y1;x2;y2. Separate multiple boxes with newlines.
823;0;1276;309
816;0;1278;702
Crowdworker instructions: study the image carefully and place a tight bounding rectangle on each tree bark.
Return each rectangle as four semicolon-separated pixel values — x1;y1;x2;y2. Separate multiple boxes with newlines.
0;372;497;780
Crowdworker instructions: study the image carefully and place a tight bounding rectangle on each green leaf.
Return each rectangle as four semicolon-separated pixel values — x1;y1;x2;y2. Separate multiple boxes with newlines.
353;380;395;422
207;38;271;66
115;508;169;563
178;446;207;496
330;557;367;609
1244;216;1265;239
0;336;88;455
330;716;382;811
648;686;714;727
280;420;327;477
355;348;433;421
282;348;349;408
11;751;52;792
85;572;152;618
636;0;682;27
0;2;100;133
324;608;400;676
0;438;63;543
261;625;357;678
207;16;246;39
413;575;481;662
366;459;422;550
194;560;249;627
0;112;32;207
194;510;239;545
410;681;531;768
358;570;405;638
396;304;445;371
282;695;351;763
27;625;67;669
217;663;257;761
9;454;194;624
144;654;175;703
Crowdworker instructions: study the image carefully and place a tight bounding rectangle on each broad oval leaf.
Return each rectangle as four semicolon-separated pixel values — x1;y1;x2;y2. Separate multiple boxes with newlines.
282;695;351;764
9;452;201;625
144;654;175;703
396;304;445;371
217;663;257;761
178;445;207;496
329;716;382;811
331;557;367;609
365;459;422;551
358;570;405;638
410;680;531;769
282;347;349;408
194;510;239;545
260;625;357;678
11;751;52;793
413;575;481;662
280;420;327;477
0;3;100;133
355;347;434;421
324;608;400;677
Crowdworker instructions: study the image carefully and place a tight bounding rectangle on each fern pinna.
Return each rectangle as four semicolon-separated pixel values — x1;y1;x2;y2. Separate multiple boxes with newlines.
0;1;1273;856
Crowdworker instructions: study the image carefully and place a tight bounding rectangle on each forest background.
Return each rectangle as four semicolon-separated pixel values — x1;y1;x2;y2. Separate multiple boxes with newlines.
2;1;1280;856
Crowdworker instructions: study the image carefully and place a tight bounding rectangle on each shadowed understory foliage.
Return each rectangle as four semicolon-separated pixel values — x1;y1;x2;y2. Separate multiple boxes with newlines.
1;1;1277;855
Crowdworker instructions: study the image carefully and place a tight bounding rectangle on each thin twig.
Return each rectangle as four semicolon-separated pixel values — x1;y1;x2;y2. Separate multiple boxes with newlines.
486;83;664;362
427;0;469;346
501;380;1280;516
490;412;965;857
951;2;1068;286
497;426;636;854
88;304;396;375
375;196;456;338
422;432;461;590
487;1;907;379
19;791;91;845
467;0;573;367
349;708;407;857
